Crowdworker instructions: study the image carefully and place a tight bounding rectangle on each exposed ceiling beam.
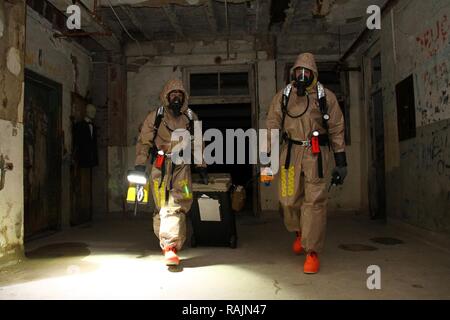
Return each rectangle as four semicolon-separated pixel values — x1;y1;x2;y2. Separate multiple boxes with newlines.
162;4;185;38
48;0;121;52
120;5;153;40
256;0;271;34
204;0;218;34
282;0;299;34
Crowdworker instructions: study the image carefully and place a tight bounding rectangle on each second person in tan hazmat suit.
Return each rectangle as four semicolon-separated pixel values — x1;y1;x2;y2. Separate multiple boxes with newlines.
263;53;348;274
135;79;208;266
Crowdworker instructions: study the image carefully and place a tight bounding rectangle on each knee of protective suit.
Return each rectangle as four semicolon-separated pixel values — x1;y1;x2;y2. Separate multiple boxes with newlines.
159;207;186;250
304;181;328;206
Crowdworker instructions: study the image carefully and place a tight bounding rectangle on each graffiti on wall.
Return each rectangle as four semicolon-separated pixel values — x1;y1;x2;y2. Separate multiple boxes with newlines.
418;61;450;126
415;13;450;127
416;14;449;60
419;122;450;178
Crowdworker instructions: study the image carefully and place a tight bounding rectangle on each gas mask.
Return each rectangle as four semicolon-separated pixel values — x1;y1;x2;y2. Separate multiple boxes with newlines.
168;96;183;116
294;68;315;96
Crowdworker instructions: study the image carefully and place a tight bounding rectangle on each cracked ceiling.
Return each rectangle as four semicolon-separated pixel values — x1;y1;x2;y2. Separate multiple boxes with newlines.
42;0;388;56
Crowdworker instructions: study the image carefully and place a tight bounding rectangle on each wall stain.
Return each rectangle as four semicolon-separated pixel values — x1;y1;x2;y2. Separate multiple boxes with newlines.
70;54;79;94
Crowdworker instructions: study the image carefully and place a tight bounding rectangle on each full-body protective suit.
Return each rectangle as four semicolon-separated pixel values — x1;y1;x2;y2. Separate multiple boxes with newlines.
265;53;347;274
135;79;207;266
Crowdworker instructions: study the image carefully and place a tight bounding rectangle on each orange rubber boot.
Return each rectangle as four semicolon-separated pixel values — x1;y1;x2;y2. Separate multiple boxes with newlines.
304;252;320;274
163;247;180;266
292;232;303;254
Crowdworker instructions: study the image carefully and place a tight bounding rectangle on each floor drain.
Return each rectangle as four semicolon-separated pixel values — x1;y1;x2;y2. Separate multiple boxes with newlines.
338;244;378;252
371;237;404;245
26;242;90;259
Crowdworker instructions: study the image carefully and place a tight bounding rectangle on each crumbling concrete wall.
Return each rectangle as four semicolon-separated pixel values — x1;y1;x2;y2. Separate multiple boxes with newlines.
380;0;450;234
25;8;93;227
0;0;26;264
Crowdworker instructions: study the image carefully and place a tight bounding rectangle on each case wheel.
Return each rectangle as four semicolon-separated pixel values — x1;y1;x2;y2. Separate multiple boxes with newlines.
230;235;237;249
191;235;197;248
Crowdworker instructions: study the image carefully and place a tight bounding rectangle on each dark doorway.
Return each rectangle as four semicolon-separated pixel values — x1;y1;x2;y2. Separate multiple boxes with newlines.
24;70;62;239
190;103;254;212
368;89;386;220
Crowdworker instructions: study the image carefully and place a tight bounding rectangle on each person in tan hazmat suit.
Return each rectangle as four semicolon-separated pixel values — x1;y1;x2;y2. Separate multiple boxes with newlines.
263;53;347;274
135;79;208;266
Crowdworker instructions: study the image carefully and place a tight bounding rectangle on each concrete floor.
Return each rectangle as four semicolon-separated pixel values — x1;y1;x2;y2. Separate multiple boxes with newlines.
1;211;449;300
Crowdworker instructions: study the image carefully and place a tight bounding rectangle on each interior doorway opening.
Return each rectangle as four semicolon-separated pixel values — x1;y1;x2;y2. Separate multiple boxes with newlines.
190;103;254;213
185;66;257;215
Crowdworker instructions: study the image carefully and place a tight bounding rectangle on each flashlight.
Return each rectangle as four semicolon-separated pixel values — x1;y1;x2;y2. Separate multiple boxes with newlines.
127;170;148;216
127;170;148;185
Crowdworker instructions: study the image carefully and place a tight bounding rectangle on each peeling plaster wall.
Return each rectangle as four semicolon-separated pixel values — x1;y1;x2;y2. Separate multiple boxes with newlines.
0;0;25;264
0;121;24;263
0;1;25;123
25;8;93;227
380;0;450;234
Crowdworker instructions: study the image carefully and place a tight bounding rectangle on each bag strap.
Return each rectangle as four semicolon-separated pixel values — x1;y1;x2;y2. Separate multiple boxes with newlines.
151;106;164;145
280;84;292;137
184;108;195;137
317;82;329;132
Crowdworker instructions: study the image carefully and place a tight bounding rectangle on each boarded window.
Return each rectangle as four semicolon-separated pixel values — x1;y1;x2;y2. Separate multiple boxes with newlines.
395;75;416;141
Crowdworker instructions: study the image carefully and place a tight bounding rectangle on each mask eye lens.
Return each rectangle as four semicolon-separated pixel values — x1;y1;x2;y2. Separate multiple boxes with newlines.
300;69;311;80
295;69;313;84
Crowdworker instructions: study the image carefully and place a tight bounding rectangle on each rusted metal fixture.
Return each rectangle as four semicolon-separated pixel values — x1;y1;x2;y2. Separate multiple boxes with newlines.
54;31;112;38
0;154;14;191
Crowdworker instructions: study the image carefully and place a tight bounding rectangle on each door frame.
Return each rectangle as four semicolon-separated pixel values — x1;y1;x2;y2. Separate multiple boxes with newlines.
362;41;387;220
183;64;260;216
24;69;63;239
